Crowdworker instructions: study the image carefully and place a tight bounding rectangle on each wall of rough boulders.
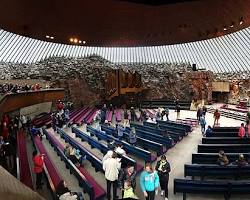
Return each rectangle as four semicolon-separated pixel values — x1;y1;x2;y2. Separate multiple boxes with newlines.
1;55;246;106
214;72;250;104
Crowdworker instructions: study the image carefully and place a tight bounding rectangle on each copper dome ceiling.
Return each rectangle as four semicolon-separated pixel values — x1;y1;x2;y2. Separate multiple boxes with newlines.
0;0;249;46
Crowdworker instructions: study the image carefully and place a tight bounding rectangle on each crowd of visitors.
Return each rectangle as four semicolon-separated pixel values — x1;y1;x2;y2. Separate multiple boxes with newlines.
0;82;50;95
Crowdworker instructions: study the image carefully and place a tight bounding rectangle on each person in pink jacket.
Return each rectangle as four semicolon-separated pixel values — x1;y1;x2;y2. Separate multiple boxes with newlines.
238;123;245;138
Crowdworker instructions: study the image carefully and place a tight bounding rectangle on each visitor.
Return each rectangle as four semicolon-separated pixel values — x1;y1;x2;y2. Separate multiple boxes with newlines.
246;121;250;137
107;140;116;150
103;151;121;200
3;140;15;172
213;109;220;126
121;180;138;200
75;149;86;166
202;105;207;117
128;127;137;146
238;123;245;138
103;150;113;163
156;108;161;121
64;144;80;167
117;123;125;140
130;107;136;122
176;105;181;120
123;109;129;127
32;150;44;189
20;115;27;130
164;107;169;121
197;107;203;122
174;98;179;111
235;154;248;167
115;143;126;156
118;165;136;195
140;162;159;200
205;125;213;137
200;115;206;135
155;155;171;200
56;180;83;200
217;150;229;166
2;122;9;140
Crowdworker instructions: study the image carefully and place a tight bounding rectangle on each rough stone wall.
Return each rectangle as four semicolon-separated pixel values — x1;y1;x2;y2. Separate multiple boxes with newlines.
214;72;250;104
0;56;214;105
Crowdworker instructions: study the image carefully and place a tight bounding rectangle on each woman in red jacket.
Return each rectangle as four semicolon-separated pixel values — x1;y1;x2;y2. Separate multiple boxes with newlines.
32;150;44;189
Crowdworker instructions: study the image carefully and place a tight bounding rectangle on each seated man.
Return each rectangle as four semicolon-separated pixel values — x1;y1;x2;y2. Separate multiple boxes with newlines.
235;154;248;167
217;150;229;166
205;125;213;137
115;143;126;156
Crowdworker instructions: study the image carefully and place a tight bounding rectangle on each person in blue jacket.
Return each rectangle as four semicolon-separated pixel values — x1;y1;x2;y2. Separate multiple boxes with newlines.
140;163;159;200
205;125;213;137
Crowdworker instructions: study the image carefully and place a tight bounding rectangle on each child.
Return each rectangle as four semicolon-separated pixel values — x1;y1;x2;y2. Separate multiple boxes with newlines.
122;180;138;200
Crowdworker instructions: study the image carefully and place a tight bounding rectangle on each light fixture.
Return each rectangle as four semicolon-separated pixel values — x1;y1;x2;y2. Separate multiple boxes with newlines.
73;38;78;43
223;26;227;31
70;38;74;42
46;35;50;38
79;40;82;43
239;17;244;25
83;41;86;44
50;36;54;39
230;23;234;28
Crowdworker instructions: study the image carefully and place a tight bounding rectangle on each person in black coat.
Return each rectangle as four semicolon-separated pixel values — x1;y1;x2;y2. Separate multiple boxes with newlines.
155;155;171;200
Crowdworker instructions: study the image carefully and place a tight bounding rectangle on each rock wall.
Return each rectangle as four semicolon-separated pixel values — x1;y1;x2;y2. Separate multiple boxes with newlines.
214;72;250;104
0;56;214;105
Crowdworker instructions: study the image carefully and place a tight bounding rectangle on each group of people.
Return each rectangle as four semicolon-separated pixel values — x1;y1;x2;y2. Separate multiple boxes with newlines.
64;143;86;167
102;149;171;200
32;150;83;200
217;150;248;167
238;122;250;138
0;114;18;173
0;82;47;94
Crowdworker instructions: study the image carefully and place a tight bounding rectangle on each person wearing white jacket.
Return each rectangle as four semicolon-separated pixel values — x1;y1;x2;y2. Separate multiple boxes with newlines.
103;151;121;200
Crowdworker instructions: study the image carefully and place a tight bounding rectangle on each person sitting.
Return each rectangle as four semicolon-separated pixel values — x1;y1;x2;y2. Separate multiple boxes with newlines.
120;180;138;200
107;139;116;150
238;123;245;138
56;180;83;200
235;154;248;167
217;150;229;166
128;127;137;146
115;143;126;156
205;125;213;137
75;149;86;166
64;144;80;167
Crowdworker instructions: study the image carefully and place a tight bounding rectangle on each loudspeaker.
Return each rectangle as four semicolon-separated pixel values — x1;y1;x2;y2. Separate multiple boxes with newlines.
192;64;197;71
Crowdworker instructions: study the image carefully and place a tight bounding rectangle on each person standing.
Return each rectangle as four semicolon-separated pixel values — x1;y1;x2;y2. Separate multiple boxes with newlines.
197;107;203;122
140;163;159;200
32;150;44;189
123;110;129;127
176;105;181;120
200;115;206;135
202;105;207;117
213;109;221;126
128;127;137;146
117;123;125;140
118;165;137;197
103;152;121;200
165;108;169;121
238;123;245;138
155;155;171;200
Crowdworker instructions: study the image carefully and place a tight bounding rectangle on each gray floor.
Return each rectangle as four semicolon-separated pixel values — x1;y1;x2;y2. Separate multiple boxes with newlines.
38;109;250;200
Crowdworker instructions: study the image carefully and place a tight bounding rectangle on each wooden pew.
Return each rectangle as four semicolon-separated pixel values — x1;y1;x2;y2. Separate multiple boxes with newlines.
202;137;250;144
198;144;250;153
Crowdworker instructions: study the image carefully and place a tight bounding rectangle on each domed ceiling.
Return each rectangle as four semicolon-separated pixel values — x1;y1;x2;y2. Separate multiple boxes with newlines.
0;0;249;46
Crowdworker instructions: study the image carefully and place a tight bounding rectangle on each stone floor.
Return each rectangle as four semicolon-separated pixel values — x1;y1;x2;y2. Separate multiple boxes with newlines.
39;109;249;200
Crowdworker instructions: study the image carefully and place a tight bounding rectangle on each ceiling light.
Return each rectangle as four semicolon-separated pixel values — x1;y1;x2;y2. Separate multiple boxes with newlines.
223;26;227;31
230;23;234;28
70;38;74;42
73;38;78;43
50;36;54;39
239;17;244;25
83;41;86;44
46;35;50;38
